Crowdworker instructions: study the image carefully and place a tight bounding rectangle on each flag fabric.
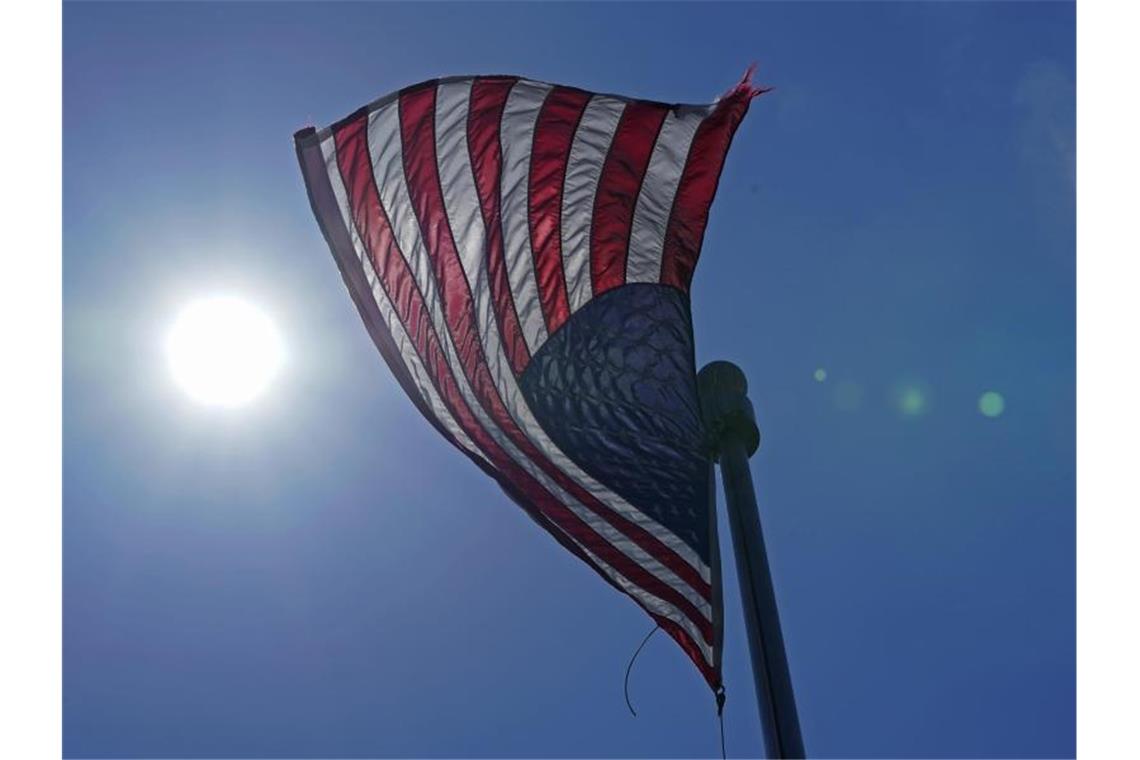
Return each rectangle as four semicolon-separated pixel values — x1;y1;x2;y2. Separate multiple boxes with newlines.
295;71;762;691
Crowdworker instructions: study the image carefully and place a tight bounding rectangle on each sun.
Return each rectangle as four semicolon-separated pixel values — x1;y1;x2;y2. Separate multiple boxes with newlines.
165;296;284;408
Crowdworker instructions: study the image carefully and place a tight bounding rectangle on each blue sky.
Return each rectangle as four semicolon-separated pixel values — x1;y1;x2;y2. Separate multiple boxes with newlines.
63;2;1075;757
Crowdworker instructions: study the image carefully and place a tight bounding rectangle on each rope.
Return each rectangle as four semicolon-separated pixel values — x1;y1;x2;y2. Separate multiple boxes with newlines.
622;624;660;716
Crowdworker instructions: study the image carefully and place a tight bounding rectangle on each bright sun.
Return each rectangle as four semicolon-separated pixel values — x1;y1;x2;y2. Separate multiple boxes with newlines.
165;296;284;408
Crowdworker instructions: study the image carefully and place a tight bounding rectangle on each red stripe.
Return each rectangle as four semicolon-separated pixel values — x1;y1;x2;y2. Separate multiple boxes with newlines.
527;87;589;335
659;91;753;291
590;101;669;296
466;78;530;376
333;112;713;648
400;84;713;606
653;614;718;688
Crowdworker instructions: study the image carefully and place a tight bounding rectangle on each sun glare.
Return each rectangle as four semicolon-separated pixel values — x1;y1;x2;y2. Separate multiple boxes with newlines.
165;296;284;408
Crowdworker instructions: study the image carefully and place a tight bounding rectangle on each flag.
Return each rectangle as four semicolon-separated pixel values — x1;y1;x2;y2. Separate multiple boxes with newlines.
295;71;762;691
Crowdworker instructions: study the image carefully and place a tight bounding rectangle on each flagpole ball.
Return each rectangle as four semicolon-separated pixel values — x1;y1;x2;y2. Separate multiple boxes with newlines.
697;360;760;458
699;361;805;759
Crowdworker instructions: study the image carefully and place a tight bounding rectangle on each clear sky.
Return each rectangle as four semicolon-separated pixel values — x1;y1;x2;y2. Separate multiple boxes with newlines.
63;2;1075;757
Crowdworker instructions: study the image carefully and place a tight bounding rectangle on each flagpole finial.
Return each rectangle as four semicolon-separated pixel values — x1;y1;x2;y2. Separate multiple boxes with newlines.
699;361;760;458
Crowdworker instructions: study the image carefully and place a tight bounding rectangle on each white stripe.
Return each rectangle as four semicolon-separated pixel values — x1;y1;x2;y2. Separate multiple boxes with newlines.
319;135;489;469
626;106;710;283
435;82;713;590
498;80;550;354
366;99;713;623
560;95;625;313
434;79;487;324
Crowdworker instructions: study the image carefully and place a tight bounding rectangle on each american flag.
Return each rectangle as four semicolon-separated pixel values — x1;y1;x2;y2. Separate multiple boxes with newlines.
295;71;762;690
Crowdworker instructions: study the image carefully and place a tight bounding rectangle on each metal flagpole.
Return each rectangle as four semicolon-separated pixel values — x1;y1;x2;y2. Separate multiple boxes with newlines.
698;361;805;759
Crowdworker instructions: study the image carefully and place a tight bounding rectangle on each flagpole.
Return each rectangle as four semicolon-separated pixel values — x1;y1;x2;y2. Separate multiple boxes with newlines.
698;361;805;759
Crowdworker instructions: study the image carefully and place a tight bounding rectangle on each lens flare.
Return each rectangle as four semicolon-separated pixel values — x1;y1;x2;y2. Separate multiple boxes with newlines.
898;388;926;416
891;380;930;418
978;391;1005;418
